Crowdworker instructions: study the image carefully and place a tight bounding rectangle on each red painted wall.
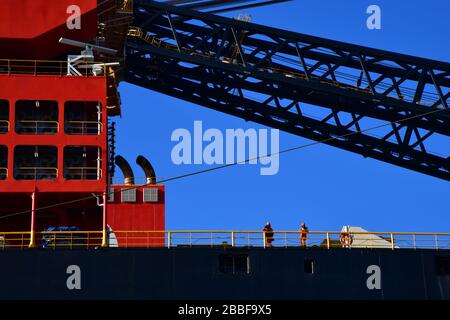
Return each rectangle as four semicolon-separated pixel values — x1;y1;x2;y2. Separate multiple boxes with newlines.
0;0;97;59
108;185;166;247
0;193;102;232
0;74;108;193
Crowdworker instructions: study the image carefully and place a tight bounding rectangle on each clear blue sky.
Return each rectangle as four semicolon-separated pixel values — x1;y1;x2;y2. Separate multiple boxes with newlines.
115;0;450;232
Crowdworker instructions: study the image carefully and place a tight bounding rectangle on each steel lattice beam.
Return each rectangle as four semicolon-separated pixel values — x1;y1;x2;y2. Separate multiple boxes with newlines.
124;0;450;180
161;0;291;13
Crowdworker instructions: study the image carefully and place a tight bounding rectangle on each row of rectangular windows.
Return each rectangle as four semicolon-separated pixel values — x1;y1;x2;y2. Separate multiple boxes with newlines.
0;145;102;181
109;188;159;203
0;100;102;135
219;255;450;276
218;254;314;275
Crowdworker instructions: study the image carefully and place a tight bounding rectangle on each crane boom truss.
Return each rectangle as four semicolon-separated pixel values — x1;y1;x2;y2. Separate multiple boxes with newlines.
124;0;450;180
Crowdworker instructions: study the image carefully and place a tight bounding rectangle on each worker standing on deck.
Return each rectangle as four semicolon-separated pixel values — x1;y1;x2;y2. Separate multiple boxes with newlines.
299;222;309;248
263;222;274;247
340;226;348;247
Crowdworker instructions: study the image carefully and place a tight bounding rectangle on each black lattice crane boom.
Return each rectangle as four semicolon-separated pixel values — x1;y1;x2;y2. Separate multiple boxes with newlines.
123;0;450;181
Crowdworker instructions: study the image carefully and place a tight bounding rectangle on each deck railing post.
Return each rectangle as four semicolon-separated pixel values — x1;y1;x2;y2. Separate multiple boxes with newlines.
263;231;266;248
101;192;108;248
390;233;395;250
326;232;330;249
231;231;235;247
435;235;439;250
413;234;416;250
167;231;171;248
28;191;37;248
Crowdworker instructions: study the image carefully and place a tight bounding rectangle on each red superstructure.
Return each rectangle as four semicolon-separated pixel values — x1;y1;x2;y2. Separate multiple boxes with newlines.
0;0;165;247
109;185;166;246
0;0;98;60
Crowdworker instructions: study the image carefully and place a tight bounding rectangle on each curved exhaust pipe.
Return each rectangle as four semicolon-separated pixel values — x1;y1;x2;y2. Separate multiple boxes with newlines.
115;155;134;185
136;155;157;185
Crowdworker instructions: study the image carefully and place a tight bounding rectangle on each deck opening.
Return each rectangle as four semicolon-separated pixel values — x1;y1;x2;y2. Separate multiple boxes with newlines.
219;254;250;275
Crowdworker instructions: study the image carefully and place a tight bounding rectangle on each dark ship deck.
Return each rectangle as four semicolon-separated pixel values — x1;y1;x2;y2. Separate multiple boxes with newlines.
1;228;450;300
1;246;450;300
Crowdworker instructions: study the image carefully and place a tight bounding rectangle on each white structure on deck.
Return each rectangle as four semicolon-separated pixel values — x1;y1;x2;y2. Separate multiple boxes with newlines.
343;226;398;249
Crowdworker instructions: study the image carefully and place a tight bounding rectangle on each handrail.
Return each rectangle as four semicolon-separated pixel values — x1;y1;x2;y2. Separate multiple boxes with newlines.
2;230;449;235
64;167;102;180
108;230;450;235
16;167;58;171
0;167;7;179
65;121;103;135
15;167;58;180
127;27;377;96
0;59;110;77
0;120;9;132
0;230;449;250
66;121;103;124
16;120;58;124
127;29;432;105
15;120;59;134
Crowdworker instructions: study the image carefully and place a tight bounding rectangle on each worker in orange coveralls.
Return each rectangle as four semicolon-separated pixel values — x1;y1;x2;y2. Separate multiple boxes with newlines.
263;222;274;247
299;222;309;248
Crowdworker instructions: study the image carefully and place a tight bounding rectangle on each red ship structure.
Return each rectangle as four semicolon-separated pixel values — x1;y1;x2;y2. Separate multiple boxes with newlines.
0;0;449;300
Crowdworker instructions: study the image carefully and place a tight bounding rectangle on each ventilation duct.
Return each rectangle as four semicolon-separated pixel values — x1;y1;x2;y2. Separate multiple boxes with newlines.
115;155;134;185
136;155;157;185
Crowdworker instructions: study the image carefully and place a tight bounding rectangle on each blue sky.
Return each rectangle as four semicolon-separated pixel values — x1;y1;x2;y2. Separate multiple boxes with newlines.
115;0;450;232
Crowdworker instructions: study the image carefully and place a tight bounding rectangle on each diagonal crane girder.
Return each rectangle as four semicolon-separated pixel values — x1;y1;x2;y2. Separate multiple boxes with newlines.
124;0;450;180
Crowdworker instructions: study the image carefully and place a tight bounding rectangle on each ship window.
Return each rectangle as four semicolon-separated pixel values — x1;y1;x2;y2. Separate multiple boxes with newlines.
0;145;7;180
0;100;9;134
65;101;102;135
63;146;101;180
121;189;137;202
304;259;314;274
14;146;57;180
435;257;450;275
15;100;58;134
219;254;250;275
143;188;158;202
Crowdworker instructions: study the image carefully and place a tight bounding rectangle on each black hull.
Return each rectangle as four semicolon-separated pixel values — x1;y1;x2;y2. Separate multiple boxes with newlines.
1;247;449;300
